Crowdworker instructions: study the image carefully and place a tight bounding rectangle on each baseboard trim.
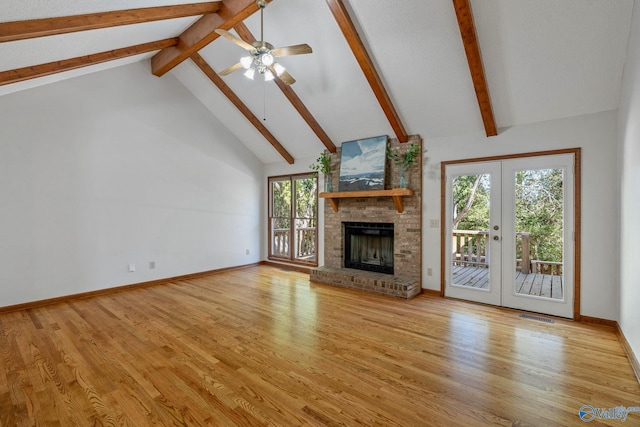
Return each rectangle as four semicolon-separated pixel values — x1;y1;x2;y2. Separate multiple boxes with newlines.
421;289;441;297
615;322;640;384
0;263;261;314
580;316;640;384
579;315;618;327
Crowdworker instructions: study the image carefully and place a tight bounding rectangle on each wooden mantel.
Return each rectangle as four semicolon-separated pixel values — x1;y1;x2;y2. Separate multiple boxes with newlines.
319;188;414;213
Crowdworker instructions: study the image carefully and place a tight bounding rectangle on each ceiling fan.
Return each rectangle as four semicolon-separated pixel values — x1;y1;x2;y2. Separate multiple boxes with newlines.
215;0;312;85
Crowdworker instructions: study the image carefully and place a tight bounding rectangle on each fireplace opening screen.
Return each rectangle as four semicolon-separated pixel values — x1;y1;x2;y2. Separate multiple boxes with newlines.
344;222;394;274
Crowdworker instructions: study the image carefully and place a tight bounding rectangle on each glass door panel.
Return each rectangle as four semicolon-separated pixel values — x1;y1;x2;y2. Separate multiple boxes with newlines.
451;174;491;288
293;175;317;262
514;168;564;300
445;162;502;306
270;178;291;258
502;155;574;318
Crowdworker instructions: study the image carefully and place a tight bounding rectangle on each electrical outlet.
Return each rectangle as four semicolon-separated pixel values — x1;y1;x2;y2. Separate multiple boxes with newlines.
429;219;439;228
128;264;136;272
245;249;250;255
427;268;433;276
149;261;156;269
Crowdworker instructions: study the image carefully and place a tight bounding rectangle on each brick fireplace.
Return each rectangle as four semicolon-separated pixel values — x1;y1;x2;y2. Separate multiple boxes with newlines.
310;135;422;299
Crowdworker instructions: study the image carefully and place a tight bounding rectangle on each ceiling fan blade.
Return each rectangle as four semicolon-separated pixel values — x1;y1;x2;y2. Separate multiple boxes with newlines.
215;29;255;52
268;64;296;85
219;62;244;76
271;44;312;57
277;70;296;85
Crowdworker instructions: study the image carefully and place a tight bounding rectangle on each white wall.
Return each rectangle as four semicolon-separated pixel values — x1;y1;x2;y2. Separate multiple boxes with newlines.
0;61;264;308
422;111;620;320
618;0;640;363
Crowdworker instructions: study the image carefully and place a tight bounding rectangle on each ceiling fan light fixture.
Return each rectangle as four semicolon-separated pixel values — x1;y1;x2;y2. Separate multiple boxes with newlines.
240;56;253;69
264;69;275;82
244;68;255;80
261;52;274;66
273;63;286;76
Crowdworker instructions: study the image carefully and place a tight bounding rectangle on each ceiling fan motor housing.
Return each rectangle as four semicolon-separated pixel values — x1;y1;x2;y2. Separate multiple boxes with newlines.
249;41;275;73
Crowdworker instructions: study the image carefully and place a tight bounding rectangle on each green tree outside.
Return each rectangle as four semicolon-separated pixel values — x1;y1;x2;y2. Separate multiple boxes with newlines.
453;169;564;263
515;169;563;262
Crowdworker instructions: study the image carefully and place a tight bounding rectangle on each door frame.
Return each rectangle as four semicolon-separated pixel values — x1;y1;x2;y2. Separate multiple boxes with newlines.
440;148;582;320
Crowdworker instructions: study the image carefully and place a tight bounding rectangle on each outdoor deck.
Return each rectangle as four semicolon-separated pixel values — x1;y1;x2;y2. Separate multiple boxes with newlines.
452;265;563;300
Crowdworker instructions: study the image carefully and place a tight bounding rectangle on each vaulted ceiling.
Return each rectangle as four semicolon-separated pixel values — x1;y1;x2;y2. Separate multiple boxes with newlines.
0;0;635;164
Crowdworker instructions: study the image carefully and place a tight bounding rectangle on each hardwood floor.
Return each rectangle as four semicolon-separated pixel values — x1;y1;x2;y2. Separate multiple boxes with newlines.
1;266;638;426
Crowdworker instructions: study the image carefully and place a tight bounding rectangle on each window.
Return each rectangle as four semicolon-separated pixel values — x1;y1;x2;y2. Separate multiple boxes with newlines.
268;173;318;265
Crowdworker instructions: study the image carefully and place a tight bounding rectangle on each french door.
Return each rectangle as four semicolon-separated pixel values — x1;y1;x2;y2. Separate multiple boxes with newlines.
444;153;576;318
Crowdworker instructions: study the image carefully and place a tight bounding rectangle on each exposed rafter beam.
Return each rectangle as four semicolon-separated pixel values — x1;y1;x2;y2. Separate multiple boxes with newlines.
190;52;294;164
233;22;337;154
0;3;220;43
325;0;408;143
0;38;178;87
452;0;497;137
152;0;266;77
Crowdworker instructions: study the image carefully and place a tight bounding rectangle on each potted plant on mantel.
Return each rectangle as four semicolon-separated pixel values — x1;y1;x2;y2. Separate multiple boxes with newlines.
310;151;332;192
387;143;420;188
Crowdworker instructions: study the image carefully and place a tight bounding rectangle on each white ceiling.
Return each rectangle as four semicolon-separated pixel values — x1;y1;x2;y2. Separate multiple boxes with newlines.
0;0;635;164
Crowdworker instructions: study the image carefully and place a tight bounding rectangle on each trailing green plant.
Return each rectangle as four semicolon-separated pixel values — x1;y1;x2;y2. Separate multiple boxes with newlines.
387;143;420;168
309;151;332;175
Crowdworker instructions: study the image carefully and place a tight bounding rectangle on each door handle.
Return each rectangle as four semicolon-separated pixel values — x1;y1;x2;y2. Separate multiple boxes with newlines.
493;235;500;241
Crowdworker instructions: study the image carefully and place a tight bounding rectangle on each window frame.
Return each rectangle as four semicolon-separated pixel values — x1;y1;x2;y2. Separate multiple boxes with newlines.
267;173;318;266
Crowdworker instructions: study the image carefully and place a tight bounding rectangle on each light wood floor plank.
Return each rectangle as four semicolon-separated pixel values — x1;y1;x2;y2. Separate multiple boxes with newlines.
0;265;638;426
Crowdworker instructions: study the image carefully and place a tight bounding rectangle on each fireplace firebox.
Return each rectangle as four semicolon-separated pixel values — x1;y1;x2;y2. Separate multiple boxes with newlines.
343;222;394;274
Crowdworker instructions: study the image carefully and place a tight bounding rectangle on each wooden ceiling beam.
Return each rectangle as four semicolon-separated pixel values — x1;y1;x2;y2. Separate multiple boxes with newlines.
152;0;265;77
233;22;337;154
0;3;220;43
190;52;295;164
452;0;497;137
325;0;408;143
0;38;178;87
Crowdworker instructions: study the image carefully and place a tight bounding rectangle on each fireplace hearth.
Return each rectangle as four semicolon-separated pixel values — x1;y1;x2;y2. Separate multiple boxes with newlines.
344;222;394;274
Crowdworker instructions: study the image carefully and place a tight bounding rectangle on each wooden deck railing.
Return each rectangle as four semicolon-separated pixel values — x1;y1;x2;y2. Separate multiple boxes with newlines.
273;227;316;259
296;226;316;258
531;260;563;275
273;229;289;257
452;230;562;275
452;230;489;267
